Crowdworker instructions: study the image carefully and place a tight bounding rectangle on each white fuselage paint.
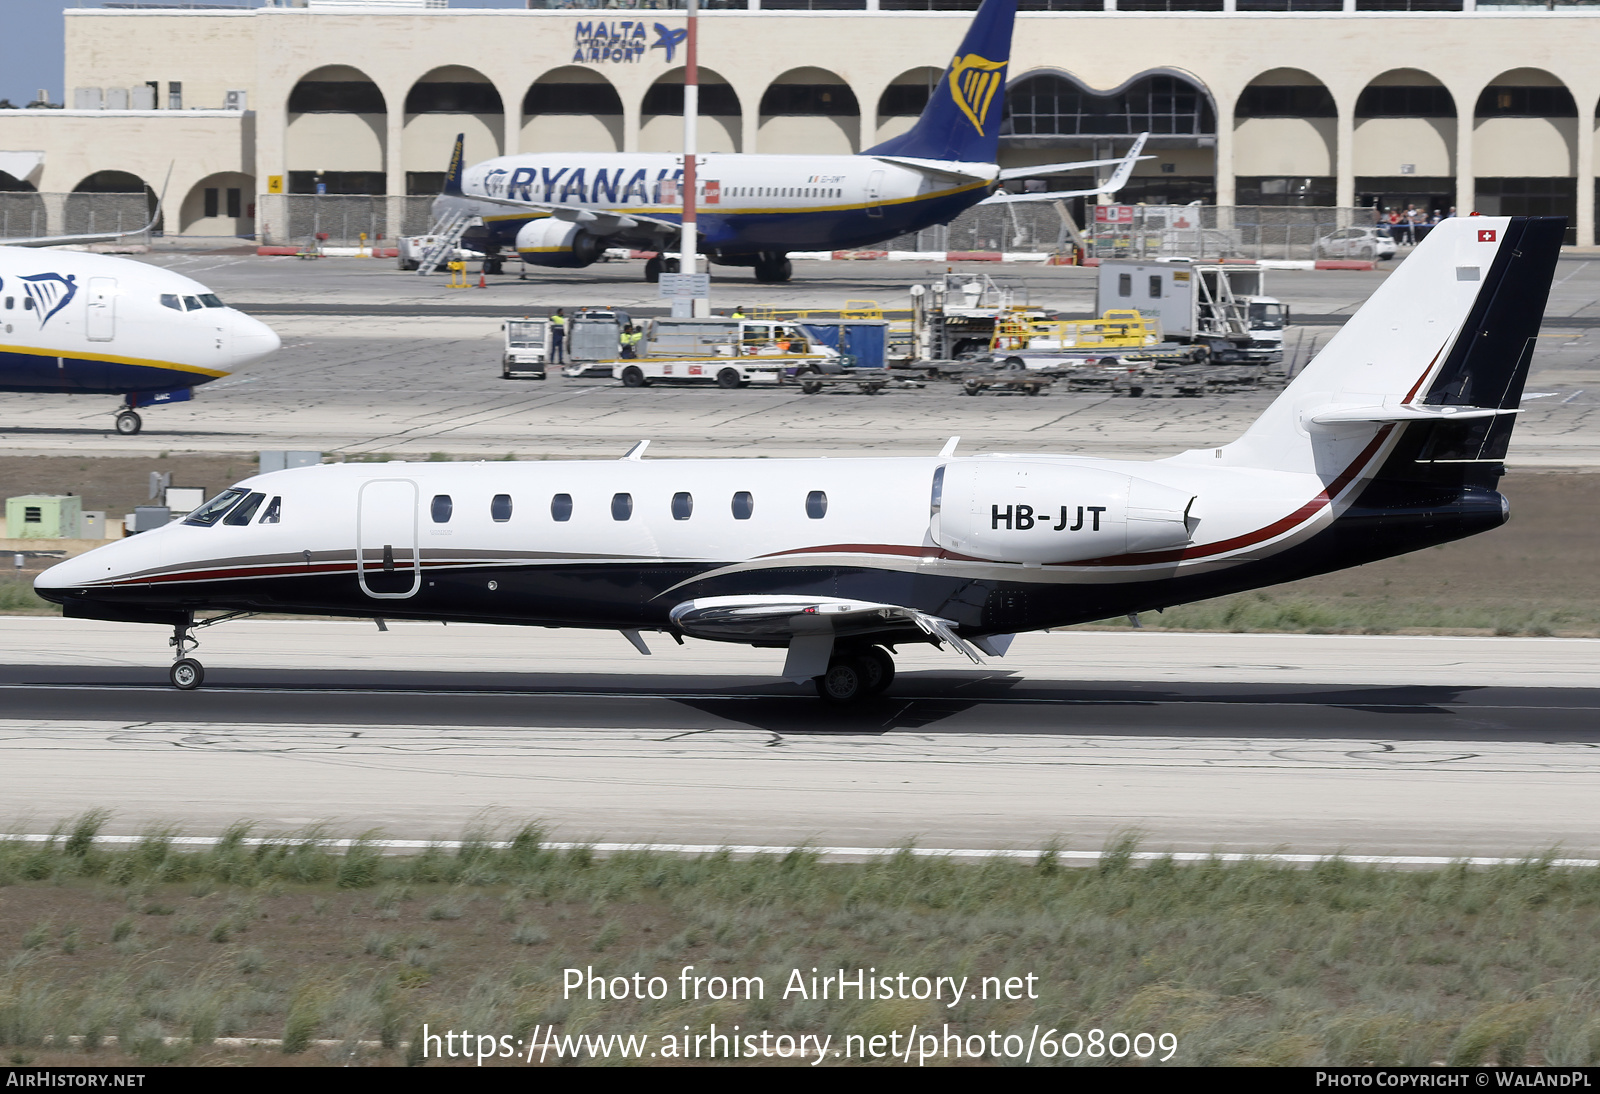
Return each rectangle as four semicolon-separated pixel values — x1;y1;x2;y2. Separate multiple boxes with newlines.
441;153;996;250
0;246;281;392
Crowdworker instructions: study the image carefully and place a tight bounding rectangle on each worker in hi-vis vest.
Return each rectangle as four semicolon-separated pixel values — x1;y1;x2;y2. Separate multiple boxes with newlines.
550;309;566;365
619;325;642;359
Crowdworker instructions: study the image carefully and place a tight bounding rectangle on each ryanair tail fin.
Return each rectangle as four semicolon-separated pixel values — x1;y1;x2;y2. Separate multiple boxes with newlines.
442;134;466;196
864;0;1017;164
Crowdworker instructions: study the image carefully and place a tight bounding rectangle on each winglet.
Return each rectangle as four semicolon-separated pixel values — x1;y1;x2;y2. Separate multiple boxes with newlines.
443;134;466;197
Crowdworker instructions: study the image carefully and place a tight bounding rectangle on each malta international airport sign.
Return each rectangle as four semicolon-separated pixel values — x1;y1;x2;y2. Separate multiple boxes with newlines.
573;21;688;65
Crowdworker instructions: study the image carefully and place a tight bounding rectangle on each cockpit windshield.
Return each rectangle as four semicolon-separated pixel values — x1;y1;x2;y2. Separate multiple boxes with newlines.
183;488;247;527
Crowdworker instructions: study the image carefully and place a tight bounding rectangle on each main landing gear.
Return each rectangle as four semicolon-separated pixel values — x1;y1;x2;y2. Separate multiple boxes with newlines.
813;644;896;705
643;255;680;283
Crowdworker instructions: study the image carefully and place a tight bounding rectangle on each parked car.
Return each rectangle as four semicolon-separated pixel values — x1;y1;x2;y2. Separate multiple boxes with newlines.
1314;226;1399;261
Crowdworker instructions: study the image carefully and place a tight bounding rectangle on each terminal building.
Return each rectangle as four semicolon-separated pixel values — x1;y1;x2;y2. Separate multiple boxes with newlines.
0;1;1597;246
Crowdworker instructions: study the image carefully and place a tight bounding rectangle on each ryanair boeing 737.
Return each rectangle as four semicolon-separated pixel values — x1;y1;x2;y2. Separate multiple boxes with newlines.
432;0;1145;282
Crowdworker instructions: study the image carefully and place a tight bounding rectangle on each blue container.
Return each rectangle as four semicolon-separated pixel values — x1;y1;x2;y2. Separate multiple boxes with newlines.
800;320;889;369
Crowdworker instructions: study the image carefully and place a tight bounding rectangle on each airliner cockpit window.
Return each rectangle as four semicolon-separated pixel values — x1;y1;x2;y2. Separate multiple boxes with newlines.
223;492;266;526
259;496;282;524
198;294;224;308
183;296;202;311
160;295;181;311
182;488;247;527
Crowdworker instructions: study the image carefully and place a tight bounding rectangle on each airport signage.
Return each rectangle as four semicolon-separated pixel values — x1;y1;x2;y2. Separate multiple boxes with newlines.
658;273;709;299
1094;205;1134;226
573;20;687;65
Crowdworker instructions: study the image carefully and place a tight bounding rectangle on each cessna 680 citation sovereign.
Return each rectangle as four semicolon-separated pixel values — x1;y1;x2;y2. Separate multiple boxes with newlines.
37;215;1563;703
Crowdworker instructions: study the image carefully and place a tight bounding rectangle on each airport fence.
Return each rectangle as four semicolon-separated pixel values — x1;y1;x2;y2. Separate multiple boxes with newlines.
885;204;1385;261
0;192;155;242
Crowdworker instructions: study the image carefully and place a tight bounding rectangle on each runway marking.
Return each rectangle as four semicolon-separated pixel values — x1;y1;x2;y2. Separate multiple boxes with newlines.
5;832;1595;870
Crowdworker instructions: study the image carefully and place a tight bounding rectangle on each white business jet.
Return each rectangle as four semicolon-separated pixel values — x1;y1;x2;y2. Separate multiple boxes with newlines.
37;215;1561;703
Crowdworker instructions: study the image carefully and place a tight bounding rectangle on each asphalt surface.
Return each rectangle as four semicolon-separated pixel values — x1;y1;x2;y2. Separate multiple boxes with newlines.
2;665;1598;742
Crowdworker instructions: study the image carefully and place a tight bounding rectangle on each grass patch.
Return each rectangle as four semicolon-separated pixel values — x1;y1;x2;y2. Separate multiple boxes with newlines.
0;577;58;615
1088;590;1600;637
1;818;1600;1065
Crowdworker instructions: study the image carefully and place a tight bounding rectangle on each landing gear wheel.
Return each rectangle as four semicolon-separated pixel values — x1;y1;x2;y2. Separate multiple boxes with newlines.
621;366;648;388
644;255;663;283
114;410;142;436
855;646;895;695
754;256;792;283
716;368;743;390
961;379;981;396
815;657;867;705
170;658;204;690
800;379;824;395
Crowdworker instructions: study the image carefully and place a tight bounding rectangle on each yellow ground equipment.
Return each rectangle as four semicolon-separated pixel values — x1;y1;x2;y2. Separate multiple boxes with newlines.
990;309;1161;354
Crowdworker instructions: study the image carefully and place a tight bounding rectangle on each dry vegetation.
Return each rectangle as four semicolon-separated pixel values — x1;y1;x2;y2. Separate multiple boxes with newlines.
2;815;1600;1067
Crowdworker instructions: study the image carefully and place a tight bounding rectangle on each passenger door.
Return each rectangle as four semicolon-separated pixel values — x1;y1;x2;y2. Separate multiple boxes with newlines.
85;277;115;342
356;478;420;598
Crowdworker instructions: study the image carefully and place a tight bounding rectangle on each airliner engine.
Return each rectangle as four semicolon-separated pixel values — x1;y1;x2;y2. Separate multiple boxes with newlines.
514;219;606;268
932;459;1196;563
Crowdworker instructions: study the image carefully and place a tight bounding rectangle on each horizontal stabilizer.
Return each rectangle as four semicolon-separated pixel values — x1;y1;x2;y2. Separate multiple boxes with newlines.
1303;404;1518;428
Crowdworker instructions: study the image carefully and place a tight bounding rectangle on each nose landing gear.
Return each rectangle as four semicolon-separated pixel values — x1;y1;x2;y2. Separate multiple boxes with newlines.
169;619;203;689
115;410;142;436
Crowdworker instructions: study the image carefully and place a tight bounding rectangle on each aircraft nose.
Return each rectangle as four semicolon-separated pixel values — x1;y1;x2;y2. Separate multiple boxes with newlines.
226;309;281;367
33;550;103;599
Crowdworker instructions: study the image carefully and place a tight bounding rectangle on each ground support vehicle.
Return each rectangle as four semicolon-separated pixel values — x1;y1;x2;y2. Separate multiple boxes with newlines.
790;366;901;395
500;318;549;380
908;273;1048;362
1096;259;1286;363
1108;360;1278;398
558;309;628;377
955;370;1053;397
612;316;839;389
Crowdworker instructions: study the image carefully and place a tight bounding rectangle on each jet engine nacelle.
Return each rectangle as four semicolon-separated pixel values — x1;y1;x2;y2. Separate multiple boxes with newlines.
514;218;606;268
932;459;1196;563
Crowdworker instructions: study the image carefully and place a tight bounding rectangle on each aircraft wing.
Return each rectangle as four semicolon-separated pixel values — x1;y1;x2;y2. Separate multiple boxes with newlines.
983;133;1149;204
2;165;171;248
668;594;986;664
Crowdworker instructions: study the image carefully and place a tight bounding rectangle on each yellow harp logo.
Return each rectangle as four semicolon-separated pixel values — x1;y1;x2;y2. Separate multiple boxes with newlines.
948;53;1007;135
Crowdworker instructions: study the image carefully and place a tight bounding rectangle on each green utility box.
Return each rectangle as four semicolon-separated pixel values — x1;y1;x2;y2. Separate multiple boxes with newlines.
6;495;82;539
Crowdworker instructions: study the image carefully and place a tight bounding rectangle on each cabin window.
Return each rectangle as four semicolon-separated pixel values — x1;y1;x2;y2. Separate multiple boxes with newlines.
806;490;827;519
1118;274;1132;298
159;294;180;311
732;491;754;520
430;494;452;523
612;492;633;521
183;487;247;527
672;491;693;520
223;491;266;526
1149;276;1162;299
491;494;513;522
4;298;11;310
551;493;572;522
23;298;34;310
259;496;282;524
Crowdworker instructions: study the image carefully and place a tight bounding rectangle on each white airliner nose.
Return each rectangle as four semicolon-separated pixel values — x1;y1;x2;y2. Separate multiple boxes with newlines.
226;309;281;368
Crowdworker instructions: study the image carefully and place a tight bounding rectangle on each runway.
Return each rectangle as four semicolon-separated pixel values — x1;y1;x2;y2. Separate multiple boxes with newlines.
3;619;1598;859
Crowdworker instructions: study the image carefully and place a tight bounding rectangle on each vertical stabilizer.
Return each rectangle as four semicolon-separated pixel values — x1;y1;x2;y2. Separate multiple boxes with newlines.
864;0;1018;164
442;133;466;197
1225;216;1565;477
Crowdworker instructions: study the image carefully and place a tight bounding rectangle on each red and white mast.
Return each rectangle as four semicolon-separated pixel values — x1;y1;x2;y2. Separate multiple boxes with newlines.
676;0;700;315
